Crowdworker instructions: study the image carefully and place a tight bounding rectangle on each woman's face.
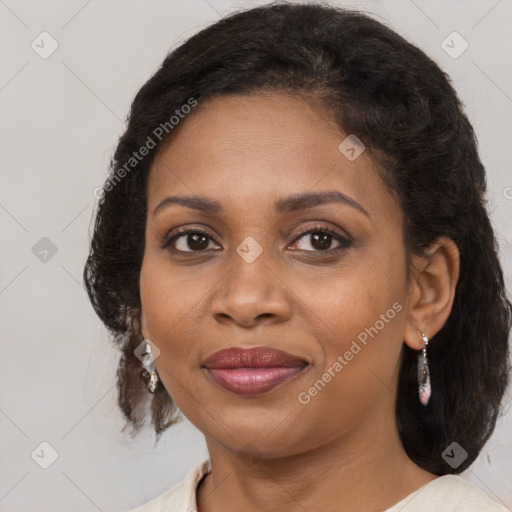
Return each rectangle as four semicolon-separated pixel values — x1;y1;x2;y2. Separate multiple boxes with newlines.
140;92;415;457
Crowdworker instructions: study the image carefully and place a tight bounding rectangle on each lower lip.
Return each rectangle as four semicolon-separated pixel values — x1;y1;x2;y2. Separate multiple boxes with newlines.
205;366;306;395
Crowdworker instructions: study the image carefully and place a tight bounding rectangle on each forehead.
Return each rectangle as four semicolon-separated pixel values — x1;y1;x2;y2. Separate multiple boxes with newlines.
147;93;397;224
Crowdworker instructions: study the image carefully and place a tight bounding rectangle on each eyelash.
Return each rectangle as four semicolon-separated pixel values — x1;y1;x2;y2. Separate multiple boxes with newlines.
159;224;352;256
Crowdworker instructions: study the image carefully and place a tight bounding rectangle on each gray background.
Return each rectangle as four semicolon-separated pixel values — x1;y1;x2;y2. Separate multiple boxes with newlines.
0;0;511;510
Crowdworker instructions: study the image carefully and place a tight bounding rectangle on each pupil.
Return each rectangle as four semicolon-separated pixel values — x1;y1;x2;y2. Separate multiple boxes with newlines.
312;233;331;250
188;234;208;250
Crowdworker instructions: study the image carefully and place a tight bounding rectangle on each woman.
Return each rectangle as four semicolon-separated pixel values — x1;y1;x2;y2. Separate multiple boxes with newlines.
84;2;512;511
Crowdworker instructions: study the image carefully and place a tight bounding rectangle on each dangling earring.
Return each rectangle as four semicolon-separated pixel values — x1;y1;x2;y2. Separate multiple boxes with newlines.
418;332;431;406
138;339;159;393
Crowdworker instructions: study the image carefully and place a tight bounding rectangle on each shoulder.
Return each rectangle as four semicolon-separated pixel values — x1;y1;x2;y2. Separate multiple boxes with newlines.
128;458;211;512
386;474;511;512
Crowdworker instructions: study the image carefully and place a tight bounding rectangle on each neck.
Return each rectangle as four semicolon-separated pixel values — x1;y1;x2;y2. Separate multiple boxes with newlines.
196;399;438;512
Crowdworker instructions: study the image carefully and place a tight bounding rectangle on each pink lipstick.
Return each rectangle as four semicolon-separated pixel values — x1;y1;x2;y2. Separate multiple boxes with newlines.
203;346;308;395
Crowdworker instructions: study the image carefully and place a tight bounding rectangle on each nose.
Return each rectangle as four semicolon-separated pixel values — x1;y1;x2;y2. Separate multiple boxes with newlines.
210;250;292;328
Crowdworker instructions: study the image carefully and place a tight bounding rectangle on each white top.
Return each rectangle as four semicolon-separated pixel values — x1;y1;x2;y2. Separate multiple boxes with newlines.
129;458;511;512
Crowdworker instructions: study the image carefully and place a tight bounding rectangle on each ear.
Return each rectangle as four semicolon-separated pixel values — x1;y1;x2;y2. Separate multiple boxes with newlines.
403;236;460;350
140;308;150;340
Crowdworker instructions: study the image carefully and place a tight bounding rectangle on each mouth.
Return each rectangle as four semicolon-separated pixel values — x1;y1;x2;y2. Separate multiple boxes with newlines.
202;346;309;396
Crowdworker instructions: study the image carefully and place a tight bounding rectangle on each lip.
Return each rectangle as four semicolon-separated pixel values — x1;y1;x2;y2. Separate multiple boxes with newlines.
203;347;309;396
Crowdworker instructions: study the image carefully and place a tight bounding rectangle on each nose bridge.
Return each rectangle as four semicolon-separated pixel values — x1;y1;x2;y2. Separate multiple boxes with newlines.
211;236;291;325
228;235;277;300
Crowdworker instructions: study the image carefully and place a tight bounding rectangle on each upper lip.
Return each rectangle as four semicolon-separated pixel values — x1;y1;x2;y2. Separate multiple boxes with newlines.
203;346;308;369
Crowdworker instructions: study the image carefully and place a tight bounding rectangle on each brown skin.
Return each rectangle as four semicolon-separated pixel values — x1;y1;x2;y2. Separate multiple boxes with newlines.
139;93;460;512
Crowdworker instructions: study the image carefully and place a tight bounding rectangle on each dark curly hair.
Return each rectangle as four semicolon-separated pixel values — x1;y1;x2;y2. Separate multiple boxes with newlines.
83;1;511;475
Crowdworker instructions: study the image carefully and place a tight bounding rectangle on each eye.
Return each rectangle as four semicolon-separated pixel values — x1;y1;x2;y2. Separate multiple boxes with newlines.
160;224;352;254
290;225;352;253
161;227;220;252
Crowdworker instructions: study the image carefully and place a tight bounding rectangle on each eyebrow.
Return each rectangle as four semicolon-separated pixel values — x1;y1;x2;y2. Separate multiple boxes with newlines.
153;190;370;219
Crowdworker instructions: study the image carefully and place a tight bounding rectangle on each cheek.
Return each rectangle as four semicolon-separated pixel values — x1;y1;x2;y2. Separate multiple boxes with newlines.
300;245;404;338
139;259;206;361
301;278;404;370
294;294;405;439
295;250;406;397
139;267;200;405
